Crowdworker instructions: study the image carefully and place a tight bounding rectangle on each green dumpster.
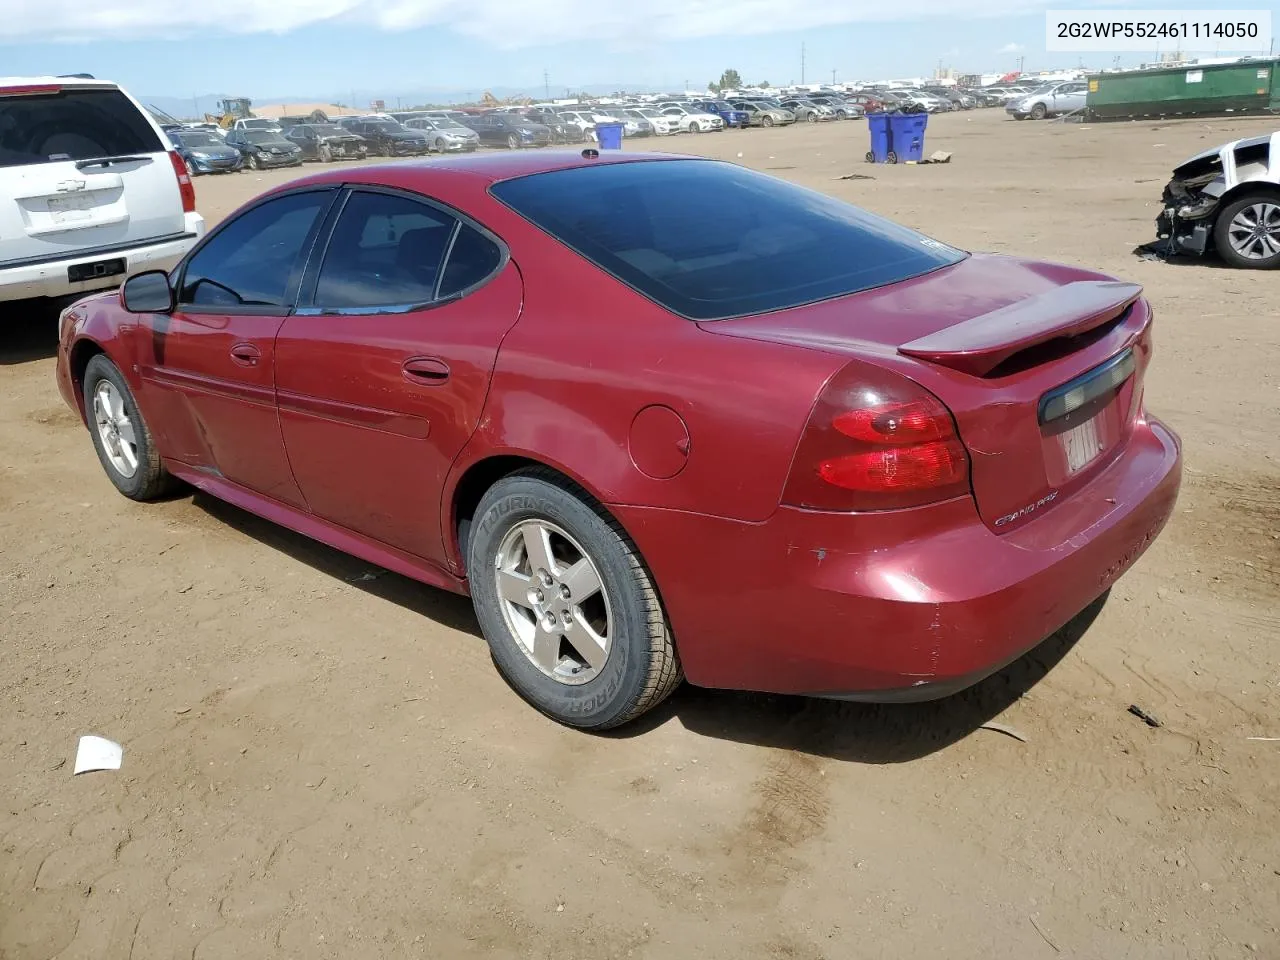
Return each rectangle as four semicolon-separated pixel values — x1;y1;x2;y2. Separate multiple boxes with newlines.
1086;58;1280;120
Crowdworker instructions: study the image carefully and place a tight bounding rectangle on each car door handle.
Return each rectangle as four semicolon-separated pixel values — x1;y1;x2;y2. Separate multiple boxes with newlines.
402;357;450;384
230;342;261;367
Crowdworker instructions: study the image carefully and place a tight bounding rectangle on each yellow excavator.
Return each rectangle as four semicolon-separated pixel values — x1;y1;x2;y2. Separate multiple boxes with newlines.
204;97;253;129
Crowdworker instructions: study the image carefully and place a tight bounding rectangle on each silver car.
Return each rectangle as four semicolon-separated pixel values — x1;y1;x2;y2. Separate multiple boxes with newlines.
1007;81;1088;120
729;100;796;127
403;116;479;152
779;99;835;123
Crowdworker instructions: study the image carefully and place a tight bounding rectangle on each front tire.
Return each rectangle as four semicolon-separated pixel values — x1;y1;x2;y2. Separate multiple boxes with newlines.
1030;102;1048;120
83;355;173;501
761;115;774;128
248;154;261;170
507;133;521;150
1214;193;1280;269
806;112;817;123
468;470;682;730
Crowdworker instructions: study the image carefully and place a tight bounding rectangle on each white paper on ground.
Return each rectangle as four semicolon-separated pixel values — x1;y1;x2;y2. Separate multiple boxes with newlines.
73;736;123;774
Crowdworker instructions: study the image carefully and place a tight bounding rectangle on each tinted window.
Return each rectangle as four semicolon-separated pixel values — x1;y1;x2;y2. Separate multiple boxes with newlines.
180;191;329;308
439;225;503;298
0;87;164;168
492;160;965;321
176;132;222;148
314;191;457;310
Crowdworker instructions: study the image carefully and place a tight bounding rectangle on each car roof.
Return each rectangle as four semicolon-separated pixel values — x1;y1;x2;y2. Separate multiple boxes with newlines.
0;75;117;90
284;150;705;189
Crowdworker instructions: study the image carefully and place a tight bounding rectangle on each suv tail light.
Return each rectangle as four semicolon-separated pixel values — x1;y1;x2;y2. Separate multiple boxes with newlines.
167;150;196;213
782;362;971;511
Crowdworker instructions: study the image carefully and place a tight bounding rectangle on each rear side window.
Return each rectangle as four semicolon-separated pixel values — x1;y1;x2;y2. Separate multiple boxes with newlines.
314;191;457;310
0;87;164;168
491;160;965;321
439;225;502;298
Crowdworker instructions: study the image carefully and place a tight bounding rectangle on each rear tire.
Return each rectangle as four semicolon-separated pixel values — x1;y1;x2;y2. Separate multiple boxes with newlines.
468;469;682;730
1213;193;1280;269
82;355;174;501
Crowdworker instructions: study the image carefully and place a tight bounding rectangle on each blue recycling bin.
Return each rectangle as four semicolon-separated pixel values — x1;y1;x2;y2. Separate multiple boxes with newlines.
887;113;929;162
595;122;624;150
865;113;891;163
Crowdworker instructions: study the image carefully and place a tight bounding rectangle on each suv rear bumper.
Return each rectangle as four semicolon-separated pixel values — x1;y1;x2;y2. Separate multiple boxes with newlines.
0;213;204;303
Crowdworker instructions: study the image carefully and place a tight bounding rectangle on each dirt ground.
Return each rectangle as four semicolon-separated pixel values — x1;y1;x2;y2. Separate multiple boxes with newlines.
2;109;1279;960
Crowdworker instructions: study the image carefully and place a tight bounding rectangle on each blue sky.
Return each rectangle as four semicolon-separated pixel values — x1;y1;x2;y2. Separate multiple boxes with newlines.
2;0;1276;104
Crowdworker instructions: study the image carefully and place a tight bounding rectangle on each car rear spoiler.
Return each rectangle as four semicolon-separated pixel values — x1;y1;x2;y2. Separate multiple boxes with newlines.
898;280;1142;376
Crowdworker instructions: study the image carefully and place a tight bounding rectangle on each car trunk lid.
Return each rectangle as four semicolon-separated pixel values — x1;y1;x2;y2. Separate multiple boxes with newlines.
701;254;1152;532
0;83;187;268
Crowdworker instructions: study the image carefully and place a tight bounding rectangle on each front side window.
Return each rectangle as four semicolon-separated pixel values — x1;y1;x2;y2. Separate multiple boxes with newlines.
492;159;964;321
313;191;458;310
179;191;330;308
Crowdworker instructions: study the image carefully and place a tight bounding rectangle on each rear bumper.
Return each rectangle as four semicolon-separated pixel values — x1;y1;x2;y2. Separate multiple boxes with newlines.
0;213;205;303
614;416;1181;699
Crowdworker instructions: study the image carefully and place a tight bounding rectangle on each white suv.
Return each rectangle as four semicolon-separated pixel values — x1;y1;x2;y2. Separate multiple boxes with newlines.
0;76;205;304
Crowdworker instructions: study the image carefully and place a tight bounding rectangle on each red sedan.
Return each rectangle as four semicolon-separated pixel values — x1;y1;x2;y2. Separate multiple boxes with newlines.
55;151;1181;729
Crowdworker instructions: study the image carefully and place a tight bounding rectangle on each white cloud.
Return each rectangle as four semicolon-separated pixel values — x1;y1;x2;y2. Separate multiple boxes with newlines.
998;42;1025;53
0;0;1170;45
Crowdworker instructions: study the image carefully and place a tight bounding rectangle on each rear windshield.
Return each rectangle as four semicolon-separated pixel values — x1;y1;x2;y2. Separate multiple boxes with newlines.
0;86;164;168
491;159;964;321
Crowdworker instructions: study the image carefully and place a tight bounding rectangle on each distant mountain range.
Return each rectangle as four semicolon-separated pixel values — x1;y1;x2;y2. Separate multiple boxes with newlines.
143;84;675;119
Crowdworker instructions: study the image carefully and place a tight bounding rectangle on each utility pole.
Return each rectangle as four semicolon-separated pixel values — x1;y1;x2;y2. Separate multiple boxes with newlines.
544;69;550;101
831;68;837;84
801;42;806;84
1016;55;1025;75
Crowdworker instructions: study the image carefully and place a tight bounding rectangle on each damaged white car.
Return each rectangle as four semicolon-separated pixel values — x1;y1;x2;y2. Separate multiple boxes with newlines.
1156;132;1280;269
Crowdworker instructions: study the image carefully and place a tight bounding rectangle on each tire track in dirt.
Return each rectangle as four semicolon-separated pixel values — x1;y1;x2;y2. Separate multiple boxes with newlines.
1168;470;1280;609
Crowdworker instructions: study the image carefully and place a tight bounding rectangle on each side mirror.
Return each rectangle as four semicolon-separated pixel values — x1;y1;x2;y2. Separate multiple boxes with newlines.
121;270;174;313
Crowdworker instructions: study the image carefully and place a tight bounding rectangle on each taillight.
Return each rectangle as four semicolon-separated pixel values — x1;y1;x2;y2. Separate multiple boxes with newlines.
782;363;971;511
0;83;61;96
167;150;196;213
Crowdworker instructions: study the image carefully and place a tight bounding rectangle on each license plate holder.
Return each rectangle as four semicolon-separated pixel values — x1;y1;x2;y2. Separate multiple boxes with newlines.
68;257;126;283
47;193;97;224
1060;414;1105;474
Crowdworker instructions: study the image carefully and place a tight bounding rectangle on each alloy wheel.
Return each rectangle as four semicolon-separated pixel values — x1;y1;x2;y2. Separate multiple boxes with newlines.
494;519;612;685
1227;202;1280;260
92;380;138;478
